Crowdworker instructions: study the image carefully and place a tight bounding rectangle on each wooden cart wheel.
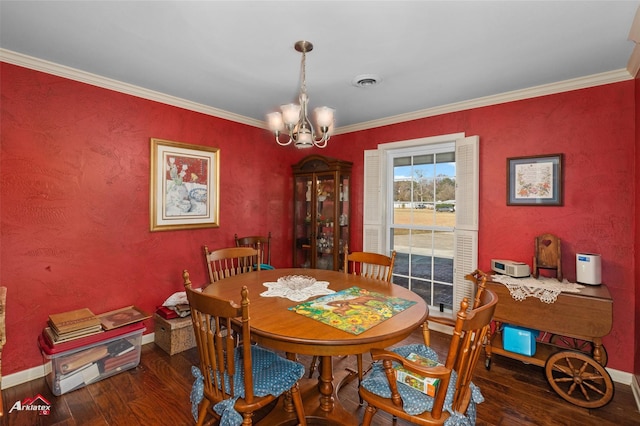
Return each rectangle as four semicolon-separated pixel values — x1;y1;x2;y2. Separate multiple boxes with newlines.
544;350;614;408
549;334;608;366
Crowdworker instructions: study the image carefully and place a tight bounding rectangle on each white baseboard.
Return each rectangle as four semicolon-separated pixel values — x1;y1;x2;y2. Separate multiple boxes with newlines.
2;332;156;390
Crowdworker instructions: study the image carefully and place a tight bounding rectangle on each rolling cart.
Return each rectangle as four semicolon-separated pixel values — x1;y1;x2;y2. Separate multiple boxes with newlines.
484;278;614;408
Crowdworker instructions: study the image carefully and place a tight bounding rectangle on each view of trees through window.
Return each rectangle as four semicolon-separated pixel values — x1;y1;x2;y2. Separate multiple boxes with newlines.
394;173;456;206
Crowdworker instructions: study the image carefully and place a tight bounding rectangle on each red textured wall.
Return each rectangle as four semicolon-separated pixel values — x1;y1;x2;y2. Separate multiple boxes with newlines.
325;82;637;372
1;62;637;376
0;63;304;374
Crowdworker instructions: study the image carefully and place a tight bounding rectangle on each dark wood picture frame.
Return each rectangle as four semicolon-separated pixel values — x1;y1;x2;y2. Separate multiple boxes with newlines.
507;154;563;206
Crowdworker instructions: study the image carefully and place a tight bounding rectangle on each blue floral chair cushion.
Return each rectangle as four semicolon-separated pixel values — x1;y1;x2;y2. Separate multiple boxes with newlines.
361;343;484;425
191;344;305;426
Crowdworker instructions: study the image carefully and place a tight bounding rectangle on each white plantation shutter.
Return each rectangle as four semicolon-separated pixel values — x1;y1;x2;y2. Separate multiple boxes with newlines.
455;136;479;231
453;229;479;313
363;135;479;317
453;136;480;312
363;150;383;253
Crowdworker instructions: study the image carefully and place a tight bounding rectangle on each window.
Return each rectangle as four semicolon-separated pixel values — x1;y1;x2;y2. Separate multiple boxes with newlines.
363;134;479;316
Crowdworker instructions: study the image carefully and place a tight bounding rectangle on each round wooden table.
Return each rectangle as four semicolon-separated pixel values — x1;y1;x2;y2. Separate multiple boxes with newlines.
202;268;428;425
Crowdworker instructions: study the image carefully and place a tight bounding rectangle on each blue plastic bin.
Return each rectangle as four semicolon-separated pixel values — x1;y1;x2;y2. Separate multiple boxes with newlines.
502;324;538;356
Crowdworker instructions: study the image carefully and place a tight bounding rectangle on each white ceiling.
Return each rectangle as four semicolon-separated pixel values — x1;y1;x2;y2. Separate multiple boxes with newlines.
1;1;639;133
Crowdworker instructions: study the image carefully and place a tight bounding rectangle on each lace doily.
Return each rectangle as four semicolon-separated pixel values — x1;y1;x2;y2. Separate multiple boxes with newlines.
261;275;335;302
491;275;585;304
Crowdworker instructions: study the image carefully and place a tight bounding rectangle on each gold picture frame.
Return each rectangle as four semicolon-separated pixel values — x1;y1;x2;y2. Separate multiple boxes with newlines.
150;138;220;231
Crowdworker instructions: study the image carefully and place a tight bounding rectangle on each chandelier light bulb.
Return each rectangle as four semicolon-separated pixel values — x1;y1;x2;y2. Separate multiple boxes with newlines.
266;112;284;132
314;106;335;129
281;104;301;126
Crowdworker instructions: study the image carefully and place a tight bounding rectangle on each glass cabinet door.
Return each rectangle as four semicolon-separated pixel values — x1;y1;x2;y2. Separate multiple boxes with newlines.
294;174;313;268
337;173;350;271
315;173;336;270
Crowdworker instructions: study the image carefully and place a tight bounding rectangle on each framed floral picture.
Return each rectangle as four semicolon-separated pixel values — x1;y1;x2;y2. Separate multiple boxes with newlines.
507;154;563;206
150;138;220;231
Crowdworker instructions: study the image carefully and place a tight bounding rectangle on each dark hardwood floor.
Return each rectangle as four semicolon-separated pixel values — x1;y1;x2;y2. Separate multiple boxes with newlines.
3;328;640;426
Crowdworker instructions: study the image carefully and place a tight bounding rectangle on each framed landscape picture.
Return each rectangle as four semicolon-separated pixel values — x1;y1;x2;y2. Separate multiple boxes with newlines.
507;154;563;206
150;138;220;231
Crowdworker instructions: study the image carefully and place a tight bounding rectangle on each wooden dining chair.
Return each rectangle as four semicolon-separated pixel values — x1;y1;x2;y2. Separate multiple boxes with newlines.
344;245;397;282
203;243;261;285
234;232;272;268
183;270;307;426
358;271;497;425
309;245;397;402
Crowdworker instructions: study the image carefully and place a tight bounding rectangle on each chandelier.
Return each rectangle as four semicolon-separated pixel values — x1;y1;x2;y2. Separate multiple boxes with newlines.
266;41;335;149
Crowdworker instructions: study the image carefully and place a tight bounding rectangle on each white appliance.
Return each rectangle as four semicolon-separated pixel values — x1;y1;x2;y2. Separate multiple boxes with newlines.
576;253;601;285
491;259;531;278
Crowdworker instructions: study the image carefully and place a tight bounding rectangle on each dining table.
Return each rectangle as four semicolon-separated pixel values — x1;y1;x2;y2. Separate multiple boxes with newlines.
201;268;428;425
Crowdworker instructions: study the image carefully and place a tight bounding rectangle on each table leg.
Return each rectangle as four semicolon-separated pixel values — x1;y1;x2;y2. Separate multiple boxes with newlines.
318;355;334;412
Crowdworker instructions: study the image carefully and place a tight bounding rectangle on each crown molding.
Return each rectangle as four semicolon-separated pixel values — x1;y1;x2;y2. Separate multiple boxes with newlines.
334;69;633;135
0;48;264;129
2;48;632;135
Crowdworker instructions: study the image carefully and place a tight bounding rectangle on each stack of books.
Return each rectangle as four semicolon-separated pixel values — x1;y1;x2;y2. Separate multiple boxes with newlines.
45;308;103;345
155;304;190;320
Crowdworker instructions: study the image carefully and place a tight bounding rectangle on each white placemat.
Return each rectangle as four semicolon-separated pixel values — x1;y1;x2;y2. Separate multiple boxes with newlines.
491;275;585;304
261;275;335;302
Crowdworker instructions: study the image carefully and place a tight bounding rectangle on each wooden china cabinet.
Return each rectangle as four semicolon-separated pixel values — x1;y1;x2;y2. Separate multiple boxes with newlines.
292;155;352;271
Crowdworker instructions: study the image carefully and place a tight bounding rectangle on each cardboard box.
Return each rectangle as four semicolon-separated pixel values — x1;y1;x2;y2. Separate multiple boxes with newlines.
154;313;196;355
39;324;144;396
394;352;442;396
503;324;538;356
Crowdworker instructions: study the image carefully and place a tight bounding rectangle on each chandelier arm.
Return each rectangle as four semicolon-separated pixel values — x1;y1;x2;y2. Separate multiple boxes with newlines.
274;131;294;146
313;137;329;148
313;134;330;148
